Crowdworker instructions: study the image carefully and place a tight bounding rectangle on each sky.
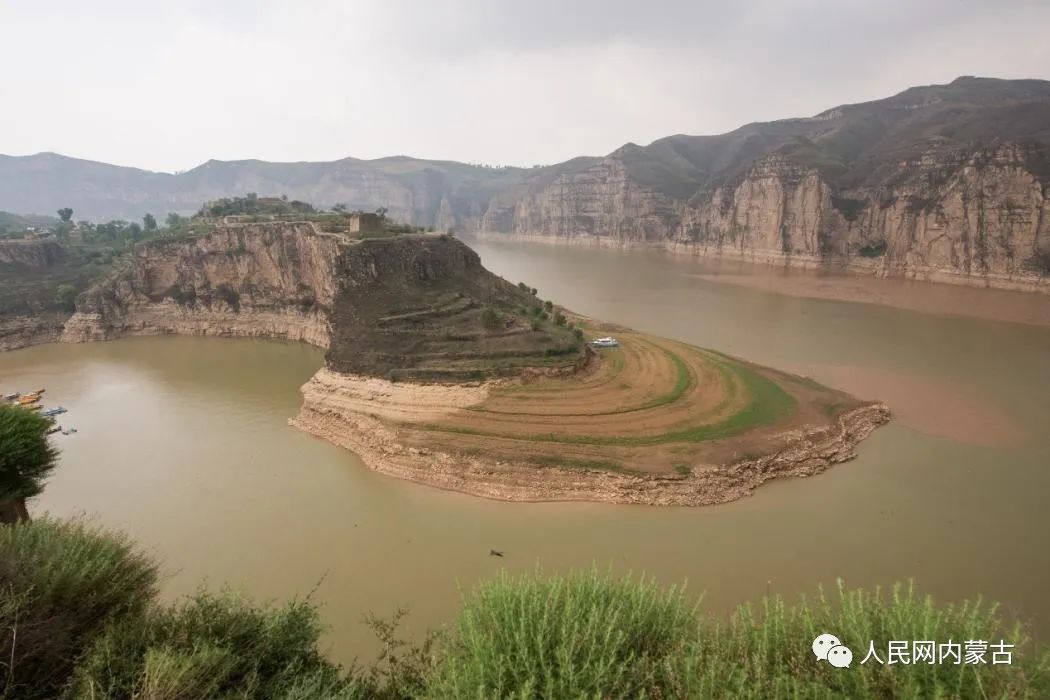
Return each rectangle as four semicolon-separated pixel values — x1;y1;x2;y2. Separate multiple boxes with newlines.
1;0;1048;173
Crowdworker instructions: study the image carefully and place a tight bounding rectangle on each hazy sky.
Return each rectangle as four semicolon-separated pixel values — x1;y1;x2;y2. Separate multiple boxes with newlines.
2;0;1048;173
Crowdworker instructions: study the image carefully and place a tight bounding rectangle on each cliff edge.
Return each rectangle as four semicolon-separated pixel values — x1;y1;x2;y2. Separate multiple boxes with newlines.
57;223;888;505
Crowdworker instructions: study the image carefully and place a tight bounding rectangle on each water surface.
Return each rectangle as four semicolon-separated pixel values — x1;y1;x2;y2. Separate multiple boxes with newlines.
4;241;1049;664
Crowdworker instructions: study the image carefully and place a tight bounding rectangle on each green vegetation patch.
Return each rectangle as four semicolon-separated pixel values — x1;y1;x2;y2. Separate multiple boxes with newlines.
428;570;1050;699
5;519;1050;698
419;351;797;447
0;518;159;699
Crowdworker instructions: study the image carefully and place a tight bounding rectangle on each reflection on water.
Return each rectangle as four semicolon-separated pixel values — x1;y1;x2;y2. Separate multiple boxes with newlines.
3;241;1050;664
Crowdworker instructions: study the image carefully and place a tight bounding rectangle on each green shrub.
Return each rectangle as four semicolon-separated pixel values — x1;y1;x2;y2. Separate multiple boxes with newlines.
543;300;553;312
0;518;158;699
427;569;696;698
480;307;502;331
55;283;78;311
554;312;567;326
426;572;1050;699
530;319;542;332
668;581;1050;698
1;403;59;508
73;588;359;699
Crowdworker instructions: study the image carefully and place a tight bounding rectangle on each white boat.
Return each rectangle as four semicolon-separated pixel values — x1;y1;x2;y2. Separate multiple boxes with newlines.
590;337;619;348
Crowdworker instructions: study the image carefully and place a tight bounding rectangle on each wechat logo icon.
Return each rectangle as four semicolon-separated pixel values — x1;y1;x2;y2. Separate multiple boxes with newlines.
813;633;853;668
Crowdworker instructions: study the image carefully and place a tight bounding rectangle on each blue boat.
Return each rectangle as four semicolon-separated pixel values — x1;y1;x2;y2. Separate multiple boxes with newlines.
42;407;67;417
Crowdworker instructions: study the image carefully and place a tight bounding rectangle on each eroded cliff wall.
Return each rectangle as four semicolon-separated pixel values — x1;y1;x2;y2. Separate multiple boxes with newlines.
1;240;78;350
476;144;1050;292
61;224;342;346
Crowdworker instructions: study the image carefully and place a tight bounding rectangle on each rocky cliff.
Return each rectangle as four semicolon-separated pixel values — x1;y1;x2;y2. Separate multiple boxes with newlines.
62;224;341;346
60;225;579;380
7;77;1047;291
479;142;1050;291
0;240;91;351
472;78;1050;291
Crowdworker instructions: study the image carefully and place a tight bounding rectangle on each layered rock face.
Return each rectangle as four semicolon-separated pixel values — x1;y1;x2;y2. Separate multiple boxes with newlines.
0;239;66;268
469;77;1050;292
62;224;342;346
59;226;556;365
477;145;1050;291
0;240;75;350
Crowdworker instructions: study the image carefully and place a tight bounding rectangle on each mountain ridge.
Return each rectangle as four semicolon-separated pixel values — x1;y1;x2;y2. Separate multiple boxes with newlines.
4;76;1050;290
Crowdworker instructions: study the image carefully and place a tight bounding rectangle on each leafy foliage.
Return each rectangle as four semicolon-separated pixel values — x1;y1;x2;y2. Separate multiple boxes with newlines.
426;570;1050;699
480;306;502;331
427;569;697;698
73;588;361;699
0;518;159;699
0;404;59;501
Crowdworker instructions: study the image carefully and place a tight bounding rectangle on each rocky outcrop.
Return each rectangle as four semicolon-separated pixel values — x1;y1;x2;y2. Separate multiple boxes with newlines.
476;145;1050;292
0;314;67;351
61;224;343;346
0;239;66;268
292;368;891;505
59;226;561;372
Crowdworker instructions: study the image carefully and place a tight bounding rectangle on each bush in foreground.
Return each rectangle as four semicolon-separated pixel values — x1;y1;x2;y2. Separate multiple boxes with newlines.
4;519;1049;698
428;569;695;698
428;570;1050;699
0;518;158;699
73;589;365;699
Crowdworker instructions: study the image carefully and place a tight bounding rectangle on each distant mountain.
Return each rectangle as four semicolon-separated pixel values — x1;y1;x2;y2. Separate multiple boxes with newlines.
0;210;59;231
3;77;1050;289
0;152;526;226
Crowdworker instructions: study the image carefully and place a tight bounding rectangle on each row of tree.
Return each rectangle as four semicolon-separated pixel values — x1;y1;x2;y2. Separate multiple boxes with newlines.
50;207;189;246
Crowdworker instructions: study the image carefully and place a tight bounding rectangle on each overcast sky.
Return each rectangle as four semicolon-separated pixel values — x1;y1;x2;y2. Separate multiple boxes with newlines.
1;0;1048;173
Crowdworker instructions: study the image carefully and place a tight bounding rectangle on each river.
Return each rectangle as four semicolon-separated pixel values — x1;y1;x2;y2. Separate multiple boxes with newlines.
3;240;1049;665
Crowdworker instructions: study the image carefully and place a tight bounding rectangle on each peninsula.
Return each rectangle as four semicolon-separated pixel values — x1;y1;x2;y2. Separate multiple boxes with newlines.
48;202;889;505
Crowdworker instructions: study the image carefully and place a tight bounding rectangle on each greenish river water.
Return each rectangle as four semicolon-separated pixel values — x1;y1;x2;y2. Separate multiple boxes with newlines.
3;241;1049;664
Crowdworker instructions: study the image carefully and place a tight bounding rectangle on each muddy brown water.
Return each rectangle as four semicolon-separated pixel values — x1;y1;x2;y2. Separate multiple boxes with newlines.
3;240;1049;665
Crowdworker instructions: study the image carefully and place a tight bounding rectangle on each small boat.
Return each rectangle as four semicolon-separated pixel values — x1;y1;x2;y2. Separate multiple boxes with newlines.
27;405;43;411
590;337;620;348
3;393;18;401
47;426;61;435
34;389;46;395
61;428;77;435
42;407;67;417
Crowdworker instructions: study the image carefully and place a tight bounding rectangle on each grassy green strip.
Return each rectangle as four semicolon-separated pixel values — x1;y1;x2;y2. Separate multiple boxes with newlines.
416;357;797;446
472;344;691;416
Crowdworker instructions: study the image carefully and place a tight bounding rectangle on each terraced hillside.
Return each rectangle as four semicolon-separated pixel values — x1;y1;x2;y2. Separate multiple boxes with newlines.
296;320;890;505
398;326;869;475
326;235;581;381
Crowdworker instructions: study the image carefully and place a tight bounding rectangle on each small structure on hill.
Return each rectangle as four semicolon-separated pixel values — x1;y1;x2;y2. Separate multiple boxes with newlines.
347;212;383;234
